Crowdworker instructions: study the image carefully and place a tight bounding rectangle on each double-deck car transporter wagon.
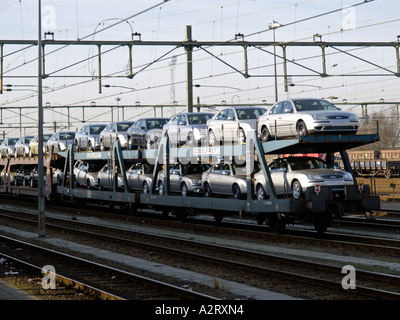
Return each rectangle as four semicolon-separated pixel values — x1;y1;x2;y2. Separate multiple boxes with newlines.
56;129;380;233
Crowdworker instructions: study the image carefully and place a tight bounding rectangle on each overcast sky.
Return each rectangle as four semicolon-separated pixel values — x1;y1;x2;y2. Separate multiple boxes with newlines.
0;0;399;136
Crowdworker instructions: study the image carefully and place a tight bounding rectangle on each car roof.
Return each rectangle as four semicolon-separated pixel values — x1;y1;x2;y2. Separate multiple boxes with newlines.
276;156;325;161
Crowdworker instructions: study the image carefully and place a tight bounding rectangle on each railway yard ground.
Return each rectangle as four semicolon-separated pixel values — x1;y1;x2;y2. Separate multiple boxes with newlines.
0;197;399;304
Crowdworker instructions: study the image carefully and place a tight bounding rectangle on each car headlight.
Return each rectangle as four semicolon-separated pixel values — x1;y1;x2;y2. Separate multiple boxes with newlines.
307;174;324;181
192;179;202;185
349;114;358;122
312;114;328;121
343;172;353;180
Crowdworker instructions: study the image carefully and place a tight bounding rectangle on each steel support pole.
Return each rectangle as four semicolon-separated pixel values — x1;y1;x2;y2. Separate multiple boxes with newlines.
185;25;193;113
38;0;46;238
0;44;3;94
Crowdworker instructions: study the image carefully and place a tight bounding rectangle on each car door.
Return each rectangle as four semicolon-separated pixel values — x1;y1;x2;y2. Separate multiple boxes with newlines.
170;164;182;193
176;115;188;144
137;119;147;147
212;109;227;141
127;163;140;190
168;116;179;144
265;102;283;137
279;101;296;136
269;159;289;195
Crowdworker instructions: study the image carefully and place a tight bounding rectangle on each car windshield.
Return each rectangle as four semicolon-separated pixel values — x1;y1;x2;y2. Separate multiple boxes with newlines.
43;134;52;141
117;122;134;131
188;114;214;125
232;162;260;175
236;108;266;120
60;132;75;140
288;158;328;170
25;136;34;143
182;164;210;175
147;119;168;130
90;125;106;134
294;100;338;112
8;138;19;145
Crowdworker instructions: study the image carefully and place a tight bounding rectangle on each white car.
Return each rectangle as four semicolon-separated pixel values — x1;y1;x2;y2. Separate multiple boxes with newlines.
163;112;214;146
258;98;359;141
100;121;135;150
207;106;266;146
14;135;35;157
75;123;107;151
254;156;354;200
46;131;76;153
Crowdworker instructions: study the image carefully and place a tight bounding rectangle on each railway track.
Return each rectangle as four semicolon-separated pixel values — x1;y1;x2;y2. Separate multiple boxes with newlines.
0;233;218;300
0;208;399;300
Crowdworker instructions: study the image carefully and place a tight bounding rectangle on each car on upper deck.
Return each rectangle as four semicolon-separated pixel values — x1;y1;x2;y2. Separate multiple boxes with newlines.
100;121;135;150
75;123;107;151
14;135;35;157
127;117;169;150
46;131;76;153
163;112;214;146
207;106;267;146
0;137;19;158
257;98;359;141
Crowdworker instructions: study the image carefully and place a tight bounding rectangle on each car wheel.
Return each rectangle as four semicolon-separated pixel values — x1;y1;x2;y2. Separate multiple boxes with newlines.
146;139;152;150
238;128;246;144
208;130;217;146
186;132;194;146
181;183;189;197
158;181;164;195
256;184;266;200
232;184;242;199
261;127;273;142
143;181;150;194
297;120;308;136
291;180;303;200
204;183;212;197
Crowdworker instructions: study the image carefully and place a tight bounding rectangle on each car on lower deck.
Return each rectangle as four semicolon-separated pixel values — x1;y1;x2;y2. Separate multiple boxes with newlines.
253;156;354;200
157;163;211;196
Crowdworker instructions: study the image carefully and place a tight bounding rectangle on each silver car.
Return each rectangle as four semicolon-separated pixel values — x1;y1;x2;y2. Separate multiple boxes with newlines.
100;121;135;150
258;98;359;141
202;161;255;199
157;163;211;196
97;163;125;190
0;137;19;158
73;160;103;189
207;106;267;146
46;131;76;153
163;112;214;146
75;123;107;151
127;118;169;150
126;162;155;193
254;157;354;200
14;135;35;157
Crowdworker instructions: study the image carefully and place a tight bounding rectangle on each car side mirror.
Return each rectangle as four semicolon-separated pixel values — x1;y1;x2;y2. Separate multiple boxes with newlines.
221;170;230;175
172;169;180;175
284;109;292;113
141;126;147;131
226;116;234;120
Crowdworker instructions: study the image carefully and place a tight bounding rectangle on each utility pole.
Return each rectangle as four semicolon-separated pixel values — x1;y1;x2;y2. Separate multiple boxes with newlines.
38;0;46;238
185;25;193;112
